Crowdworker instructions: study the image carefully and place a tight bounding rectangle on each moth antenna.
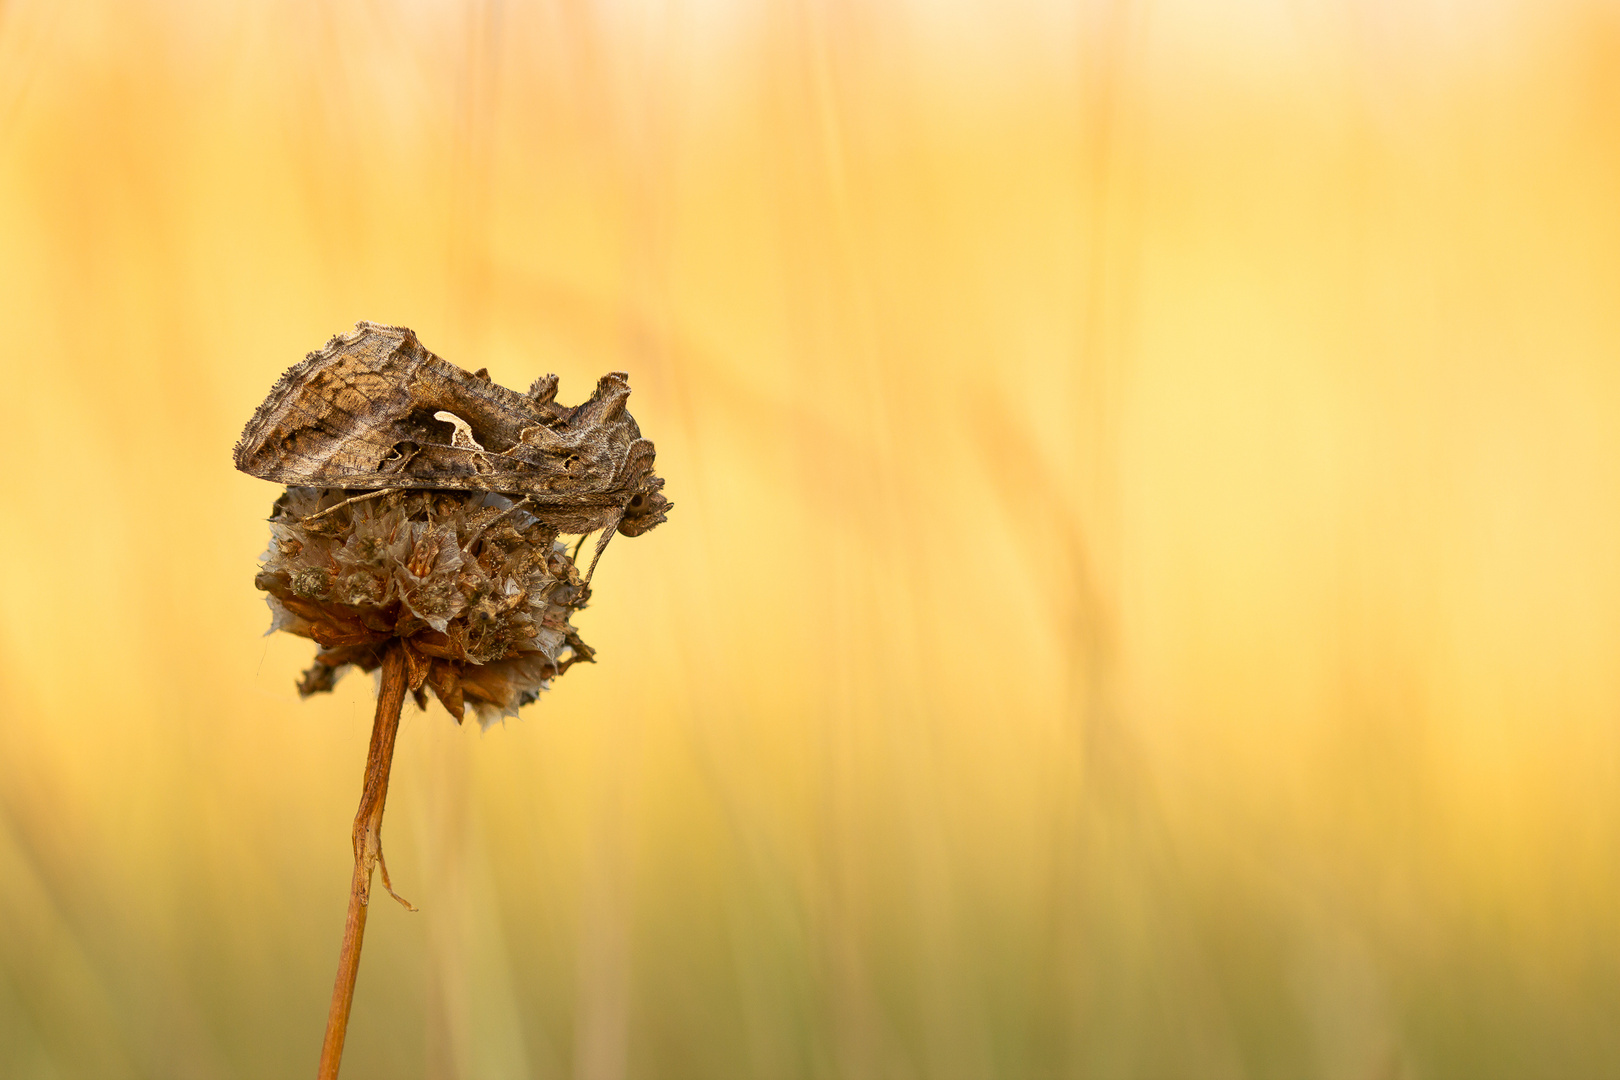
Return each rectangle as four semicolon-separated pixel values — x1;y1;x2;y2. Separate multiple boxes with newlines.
299;488;399;526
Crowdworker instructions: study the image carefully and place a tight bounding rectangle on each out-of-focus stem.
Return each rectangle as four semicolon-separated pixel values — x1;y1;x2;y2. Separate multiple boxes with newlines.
317;642;409;1080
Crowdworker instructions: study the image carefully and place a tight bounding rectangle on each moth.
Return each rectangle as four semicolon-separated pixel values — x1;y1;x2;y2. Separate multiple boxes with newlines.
235;321;670;566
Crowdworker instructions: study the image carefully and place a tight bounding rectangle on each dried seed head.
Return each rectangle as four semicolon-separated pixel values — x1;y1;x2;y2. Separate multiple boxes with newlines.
255;487;595;728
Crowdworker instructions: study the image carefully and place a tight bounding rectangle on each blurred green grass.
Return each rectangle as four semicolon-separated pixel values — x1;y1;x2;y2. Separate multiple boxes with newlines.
2;0;1620;1077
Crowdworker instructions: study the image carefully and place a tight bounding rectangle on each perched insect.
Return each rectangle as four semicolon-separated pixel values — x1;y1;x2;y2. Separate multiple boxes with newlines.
234;321;670;571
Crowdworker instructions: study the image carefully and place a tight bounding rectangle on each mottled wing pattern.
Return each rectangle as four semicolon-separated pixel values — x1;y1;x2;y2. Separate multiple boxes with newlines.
234;322;670;537
233;322;431;484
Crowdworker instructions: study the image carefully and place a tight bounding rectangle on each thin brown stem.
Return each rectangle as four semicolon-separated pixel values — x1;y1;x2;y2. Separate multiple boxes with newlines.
317;642;411;1080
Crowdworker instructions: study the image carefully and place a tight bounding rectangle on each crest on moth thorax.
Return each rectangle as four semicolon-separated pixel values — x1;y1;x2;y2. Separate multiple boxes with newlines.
233;321;670;538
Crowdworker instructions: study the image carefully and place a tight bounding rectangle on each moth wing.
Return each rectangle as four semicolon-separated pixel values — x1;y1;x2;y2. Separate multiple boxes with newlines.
233;322;428;486
235;323;669;536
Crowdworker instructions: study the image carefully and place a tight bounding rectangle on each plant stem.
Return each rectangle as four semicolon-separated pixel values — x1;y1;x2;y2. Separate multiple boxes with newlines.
317;642;409;1080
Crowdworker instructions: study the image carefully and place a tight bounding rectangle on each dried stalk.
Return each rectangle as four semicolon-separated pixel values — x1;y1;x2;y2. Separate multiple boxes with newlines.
317;642;414;1079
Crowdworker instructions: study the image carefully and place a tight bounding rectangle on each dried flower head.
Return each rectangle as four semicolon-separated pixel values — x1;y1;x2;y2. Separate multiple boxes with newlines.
255;486;596;727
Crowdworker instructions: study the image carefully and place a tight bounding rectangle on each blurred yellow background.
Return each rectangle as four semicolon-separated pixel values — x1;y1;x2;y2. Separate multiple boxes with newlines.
2;0;1619;1076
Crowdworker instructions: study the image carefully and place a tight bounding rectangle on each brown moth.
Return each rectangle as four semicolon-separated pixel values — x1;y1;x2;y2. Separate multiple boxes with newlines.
234;321;671;546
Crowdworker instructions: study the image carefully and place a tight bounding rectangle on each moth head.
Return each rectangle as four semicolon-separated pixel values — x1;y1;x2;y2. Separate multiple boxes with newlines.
618;476;671;537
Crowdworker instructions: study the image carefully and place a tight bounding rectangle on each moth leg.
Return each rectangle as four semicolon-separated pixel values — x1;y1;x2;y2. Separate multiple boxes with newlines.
299;487;400;527
581;510;627;587
460;498;528;552
463;495;544;553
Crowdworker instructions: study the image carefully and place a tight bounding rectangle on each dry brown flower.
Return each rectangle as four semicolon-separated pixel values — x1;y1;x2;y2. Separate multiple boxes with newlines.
255;486;596;726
